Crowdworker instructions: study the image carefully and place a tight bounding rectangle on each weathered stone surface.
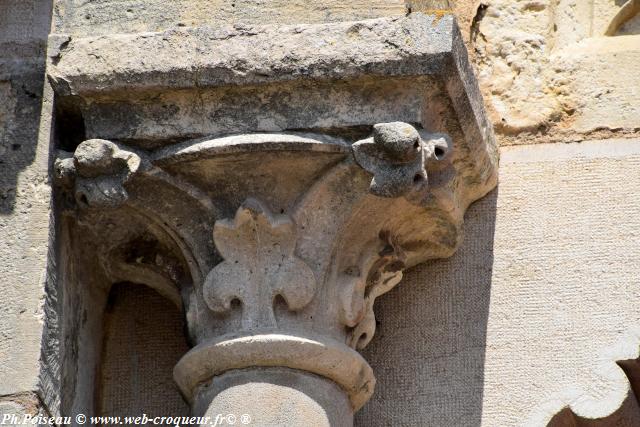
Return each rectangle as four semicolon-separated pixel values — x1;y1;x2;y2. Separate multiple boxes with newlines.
175;333;374;412
81;76;436;143
0;393;42;426
59;119;495;422
203;199;317;329
194;368;353;427
47;13;494;189
551;35;640;134
57;139;144;209
0;0;54;406
48;14;453;95
53;0;407;37
1;0;640;425
470;0;640;144
353;122;451;201
357;138;640;426
605;0;640;35
48;7;497;422
617;5;640;35
98;284;189;419
472;0;558;135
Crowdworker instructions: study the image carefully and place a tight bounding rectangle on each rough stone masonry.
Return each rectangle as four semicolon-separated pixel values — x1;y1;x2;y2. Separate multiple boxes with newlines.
0;1;639;426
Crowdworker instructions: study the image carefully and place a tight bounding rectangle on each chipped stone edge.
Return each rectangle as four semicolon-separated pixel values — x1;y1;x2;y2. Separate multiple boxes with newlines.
47;14;455;97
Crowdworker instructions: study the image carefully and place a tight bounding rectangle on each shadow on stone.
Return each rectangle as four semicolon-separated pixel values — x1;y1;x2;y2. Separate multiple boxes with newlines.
0;1;53;214
357;187;498;426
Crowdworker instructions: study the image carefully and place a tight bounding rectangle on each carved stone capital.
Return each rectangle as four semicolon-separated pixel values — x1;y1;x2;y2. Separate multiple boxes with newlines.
51;13;497;423
56;121;495;415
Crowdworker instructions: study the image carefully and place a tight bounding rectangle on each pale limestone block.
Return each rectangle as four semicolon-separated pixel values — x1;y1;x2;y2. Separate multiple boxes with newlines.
0;0;54;400
471;0;640;143
358;138;640;426
0;394;39;427
472;0;560;134
552;35;640;133
53;0;407;36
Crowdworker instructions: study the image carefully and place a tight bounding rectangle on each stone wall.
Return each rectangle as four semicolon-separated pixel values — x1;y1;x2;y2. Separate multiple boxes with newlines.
360;138;640;426
0;0;639;425
52;0;406;36
99;284;189;418
469;0;639;145
0;0;54;412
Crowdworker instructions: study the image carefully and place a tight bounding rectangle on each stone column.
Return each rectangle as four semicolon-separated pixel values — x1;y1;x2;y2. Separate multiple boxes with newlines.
57;121;493;425
193;368;353;426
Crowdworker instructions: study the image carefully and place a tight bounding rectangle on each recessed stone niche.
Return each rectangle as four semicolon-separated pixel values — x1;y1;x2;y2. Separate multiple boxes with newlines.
50;13;497;426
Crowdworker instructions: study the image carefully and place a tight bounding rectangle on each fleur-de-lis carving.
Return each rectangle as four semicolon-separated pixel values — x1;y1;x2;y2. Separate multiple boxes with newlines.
203;198;316;329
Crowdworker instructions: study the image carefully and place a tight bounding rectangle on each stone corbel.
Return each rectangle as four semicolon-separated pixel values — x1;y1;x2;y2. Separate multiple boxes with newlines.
51;13;497;427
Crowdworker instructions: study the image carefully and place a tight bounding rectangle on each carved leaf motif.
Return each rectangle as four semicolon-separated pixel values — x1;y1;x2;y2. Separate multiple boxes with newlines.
203;198;316;330
348;262;403;350
340;233;407;350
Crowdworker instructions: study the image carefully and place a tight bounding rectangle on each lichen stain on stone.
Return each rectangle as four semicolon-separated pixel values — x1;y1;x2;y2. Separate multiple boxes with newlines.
423;9;455;26
406;7;454;26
